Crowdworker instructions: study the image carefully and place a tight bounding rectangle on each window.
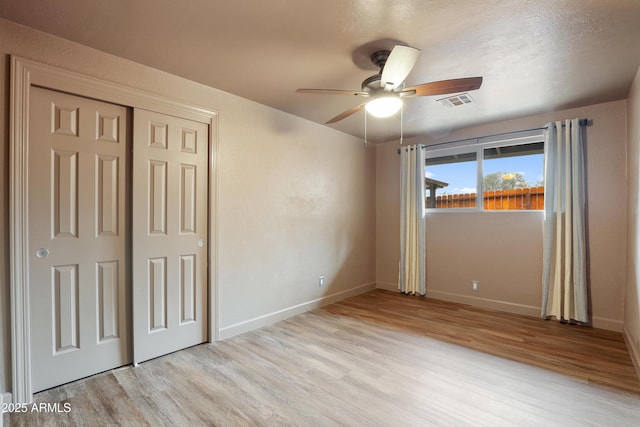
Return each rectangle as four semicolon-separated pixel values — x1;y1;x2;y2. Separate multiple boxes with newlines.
425;132;544;211
426;151;477;208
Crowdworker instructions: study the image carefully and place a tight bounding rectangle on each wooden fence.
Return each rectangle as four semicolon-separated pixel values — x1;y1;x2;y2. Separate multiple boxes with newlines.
427;186;544;210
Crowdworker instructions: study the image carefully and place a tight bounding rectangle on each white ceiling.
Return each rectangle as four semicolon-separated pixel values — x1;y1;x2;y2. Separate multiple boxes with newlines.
2;0;640;143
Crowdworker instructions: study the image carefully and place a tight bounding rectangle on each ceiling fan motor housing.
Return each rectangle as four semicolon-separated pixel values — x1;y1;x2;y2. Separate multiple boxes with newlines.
361;74;382;91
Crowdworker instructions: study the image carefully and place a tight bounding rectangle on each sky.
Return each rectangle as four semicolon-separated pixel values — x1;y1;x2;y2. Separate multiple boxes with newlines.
426;153;544;195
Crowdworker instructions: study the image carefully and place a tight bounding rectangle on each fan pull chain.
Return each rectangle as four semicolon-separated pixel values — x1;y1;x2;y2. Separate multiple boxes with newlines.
400;102;404;145
364;109;368;147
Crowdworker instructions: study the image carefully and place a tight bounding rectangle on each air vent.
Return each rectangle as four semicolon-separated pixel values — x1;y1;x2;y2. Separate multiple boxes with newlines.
437;93;474;108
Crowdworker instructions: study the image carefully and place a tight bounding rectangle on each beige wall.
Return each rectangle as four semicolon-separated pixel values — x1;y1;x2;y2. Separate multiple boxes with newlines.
0;19;376;395
625;65;640;372
377;100;628;331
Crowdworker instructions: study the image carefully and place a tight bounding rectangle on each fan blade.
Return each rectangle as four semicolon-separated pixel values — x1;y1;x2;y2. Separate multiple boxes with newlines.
326;103;367;124
296;88;370;96
380;45;420;90
403;77;483;97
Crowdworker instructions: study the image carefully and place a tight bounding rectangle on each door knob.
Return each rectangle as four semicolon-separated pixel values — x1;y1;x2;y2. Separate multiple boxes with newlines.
36;248;50;258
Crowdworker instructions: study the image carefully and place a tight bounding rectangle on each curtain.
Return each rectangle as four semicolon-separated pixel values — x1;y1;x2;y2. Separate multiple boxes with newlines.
399;145;426;295
541;119;589;323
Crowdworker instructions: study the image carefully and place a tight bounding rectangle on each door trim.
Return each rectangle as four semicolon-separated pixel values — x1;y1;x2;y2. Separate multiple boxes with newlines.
9;56;220;403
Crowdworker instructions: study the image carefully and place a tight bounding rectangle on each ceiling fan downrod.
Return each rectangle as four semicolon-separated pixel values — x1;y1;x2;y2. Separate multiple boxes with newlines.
370;50;391;71
361;50;391;91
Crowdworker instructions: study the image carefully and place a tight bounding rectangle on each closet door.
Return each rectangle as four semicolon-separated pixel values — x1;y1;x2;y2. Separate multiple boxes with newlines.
28;87;130;392
132;108;208;363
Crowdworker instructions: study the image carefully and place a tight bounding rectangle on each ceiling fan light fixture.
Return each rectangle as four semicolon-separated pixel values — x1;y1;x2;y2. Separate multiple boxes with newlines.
365;96;402;118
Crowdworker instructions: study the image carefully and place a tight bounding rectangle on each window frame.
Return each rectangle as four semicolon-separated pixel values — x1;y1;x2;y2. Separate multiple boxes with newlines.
425;130;544;213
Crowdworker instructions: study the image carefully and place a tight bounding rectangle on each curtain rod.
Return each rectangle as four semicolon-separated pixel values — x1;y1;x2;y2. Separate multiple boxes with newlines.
397;118;592;154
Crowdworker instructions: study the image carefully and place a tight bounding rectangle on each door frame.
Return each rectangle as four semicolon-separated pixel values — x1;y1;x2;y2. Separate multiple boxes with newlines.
9;56;220;403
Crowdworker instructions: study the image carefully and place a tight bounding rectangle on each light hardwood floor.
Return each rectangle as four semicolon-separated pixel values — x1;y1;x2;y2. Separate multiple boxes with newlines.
8;289;640;426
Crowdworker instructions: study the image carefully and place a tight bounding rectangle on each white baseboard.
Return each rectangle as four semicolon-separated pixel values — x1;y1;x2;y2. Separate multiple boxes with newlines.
375;281;398;292
378;286;623;332
377;284;539;317
591;316;623;332
425;289;541;318
623;325;640;382
218;282;376;340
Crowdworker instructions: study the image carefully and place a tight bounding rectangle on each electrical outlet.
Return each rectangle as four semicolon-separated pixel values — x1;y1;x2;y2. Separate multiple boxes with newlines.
319;276;325;287
472;280;479;292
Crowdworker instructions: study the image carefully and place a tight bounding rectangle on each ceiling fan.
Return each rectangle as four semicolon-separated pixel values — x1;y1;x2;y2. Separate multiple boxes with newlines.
296;44;483;124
